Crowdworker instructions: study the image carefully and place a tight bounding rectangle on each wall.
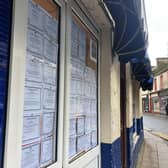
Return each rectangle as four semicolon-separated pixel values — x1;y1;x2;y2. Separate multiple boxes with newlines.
162;71;168;89
126;65;144;168
100;28;121;168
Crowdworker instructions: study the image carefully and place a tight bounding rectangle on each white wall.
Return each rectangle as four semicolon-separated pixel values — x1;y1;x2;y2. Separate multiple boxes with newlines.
100;29;121;143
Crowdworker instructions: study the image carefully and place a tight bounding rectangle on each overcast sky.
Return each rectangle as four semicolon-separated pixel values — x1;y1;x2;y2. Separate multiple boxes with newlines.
145;0;168;65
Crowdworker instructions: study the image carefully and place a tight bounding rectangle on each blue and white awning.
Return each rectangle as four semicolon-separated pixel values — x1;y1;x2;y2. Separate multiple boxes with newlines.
104;0;153;90
104;0;148;63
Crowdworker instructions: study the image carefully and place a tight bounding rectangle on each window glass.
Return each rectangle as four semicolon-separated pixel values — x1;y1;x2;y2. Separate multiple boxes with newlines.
69;14;98;160
21;0;60;167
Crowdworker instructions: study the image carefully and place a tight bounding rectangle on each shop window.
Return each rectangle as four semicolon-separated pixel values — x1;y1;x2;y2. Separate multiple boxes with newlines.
69;14;98;161
21;0;60;167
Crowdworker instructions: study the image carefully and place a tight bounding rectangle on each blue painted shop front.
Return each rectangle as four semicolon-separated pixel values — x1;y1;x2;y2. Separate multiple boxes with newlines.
101;117;144;168
0;0;13;166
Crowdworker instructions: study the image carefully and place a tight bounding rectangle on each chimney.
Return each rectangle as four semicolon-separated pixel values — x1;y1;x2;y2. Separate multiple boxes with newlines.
156;57;168;67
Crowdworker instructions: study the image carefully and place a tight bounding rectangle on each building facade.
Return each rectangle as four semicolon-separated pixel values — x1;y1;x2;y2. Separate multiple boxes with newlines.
142;58;168;115
0;0;152;168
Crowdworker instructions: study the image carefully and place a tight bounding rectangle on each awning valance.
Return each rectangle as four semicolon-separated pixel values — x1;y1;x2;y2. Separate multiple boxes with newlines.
140;77;153;91
131;53;153;91
104;0;153;90
104;0;148;63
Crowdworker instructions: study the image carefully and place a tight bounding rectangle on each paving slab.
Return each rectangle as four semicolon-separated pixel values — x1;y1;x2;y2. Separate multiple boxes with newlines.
136;130;168;168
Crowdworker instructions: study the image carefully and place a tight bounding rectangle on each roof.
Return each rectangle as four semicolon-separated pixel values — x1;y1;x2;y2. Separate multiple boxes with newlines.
152;63;168;76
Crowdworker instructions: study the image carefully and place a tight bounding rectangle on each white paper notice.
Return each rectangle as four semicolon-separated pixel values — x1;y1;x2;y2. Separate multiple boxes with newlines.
44;38;58;63
28;0;43;30
77;117;85;136
85;134;91;150
84;82;91;97
71;40;78;58
85;117;91;133
27;28;43;55
91;117;97;131
41;138;53;165
81;99;91;114
24;109;41;116
77;135;85;152
43;88;56;109
26;54;42;82
91;131;97;147
69;118;76;136
24;87;41;110
44;14;58;41
42;113;54;135
44;63;56;85
21;144;40;168
79;39;86;62
91;100;97;114
22;116;40;142
69;137;76;158
71;21;78;42
70;97;77;115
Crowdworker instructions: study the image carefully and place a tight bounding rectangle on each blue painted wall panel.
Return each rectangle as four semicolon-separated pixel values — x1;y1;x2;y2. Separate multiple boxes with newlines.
126;126;134;168
137;117;143;135
0;0;13;166
126;117;144;168
101;138;122;168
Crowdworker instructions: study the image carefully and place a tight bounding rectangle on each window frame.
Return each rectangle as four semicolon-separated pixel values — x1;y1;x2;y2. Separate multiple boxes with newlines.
63;1;101;168
4;0;66;168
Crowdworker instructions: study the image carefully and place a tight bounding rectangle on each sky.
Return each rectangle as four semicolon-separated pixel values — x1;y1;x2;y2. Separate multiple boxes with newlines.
145;0;168;65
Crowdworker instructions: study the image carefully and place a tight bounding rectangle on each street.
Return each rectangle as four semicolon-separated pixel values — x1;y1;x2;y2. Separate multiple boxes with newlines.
143;113;168;135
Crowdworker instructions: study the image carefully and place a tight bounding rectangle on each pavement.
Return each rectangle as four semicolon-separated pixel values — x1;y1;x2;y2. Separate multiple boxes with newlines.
136;130;168;168
143;113;168;136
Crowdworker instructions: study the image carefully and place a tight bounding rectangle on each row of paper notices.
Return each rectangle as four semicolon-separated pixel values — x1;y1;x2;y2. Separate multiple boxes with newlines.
70;78;97;97
22;0;60;167
22;143;40;168
69;136;76;158
26;52;57;85
22;137;54;168
71;60;96;84
28;0;59;42
84;67;97;84
22;112;55;143
43;13;58;41
22;115;41;142
42;112;55;135
71;41;78;58
78;28;86;62
27;27;59;64
26;54;43;82
24;86;41;110
69;116;97;137
44;37;58;63
27;28;43;55
70;79;82;95
69;131;98;158
43;87;56;109
24;85;56;111
44;62;57;85
28;0;43;31
71;21;86;62
71;21;78;41
71;58;85;78
70;97;97;115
